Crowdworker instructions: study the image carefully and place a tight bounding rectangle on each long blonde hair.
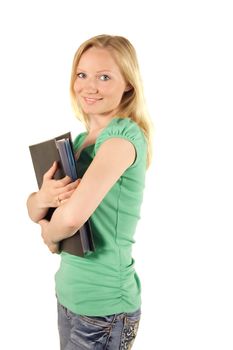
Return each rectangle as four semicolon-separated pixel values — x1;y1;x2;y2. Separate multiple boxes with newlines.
70;34;154;168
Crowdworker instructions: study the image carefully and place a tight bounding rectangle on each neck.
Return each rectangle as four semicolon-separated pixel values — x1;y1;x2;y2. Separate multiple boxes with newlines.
88;114;116;133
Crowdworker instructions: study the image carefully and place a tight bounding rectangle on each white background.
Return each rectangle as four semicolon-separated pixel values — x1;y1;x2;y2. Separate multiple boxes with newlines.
0;1;232;349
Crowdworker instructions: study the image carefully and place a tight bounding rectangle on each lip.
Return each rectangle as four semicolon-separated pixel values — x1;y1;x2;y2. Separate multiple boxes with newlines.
83;97;103;105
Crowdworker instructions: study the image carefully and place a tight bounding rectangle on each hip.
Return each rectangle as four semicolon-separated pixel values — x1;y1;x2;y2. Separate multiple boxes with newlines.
57;300;141;350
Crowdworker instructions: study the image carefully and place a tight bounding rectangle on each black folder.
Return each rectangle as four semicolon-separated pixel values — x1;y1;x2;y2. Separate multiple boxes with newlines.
29;132;95;257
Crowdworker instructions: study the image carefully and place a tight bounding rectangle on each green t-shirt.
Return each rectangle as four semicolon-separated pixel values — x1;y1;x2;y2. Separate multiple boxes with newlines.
55;117;147;316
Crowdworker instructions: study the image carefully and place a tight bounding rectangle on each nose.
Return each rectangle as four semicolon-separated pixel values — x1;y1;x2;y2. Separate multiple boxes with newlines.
84;77;98;93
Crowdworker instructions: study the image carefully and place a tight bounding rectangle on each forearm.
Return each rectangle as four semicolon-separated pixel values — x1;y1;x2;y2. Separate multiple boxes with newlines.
46;137;134;242
44;204;80;243
26;192;49;223
39;137;136;244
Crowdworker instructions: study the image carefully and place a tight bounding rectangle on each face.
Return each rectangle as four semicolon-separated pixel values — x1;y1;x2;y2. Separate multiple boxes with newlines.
73;47;129;119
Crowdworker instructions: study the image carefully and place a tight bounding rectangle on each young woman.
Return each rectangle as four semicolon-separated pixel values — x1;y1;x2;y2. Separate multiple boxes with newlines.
27;34;153;350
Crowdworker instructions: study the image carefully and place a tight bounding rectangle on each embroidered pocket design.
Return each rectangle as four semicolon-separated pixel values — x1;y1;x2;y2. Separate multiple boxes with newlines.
120;319;140;350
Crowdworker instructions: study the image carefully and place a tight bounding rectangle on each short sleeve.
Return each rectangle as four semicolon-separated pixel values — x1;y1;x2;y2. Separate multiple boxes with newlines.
94;117;146;168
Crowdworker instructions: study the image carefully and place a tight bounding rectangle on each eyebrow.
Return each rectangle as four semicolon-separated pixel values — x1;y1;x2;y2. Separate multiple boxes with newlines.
76;68;113;73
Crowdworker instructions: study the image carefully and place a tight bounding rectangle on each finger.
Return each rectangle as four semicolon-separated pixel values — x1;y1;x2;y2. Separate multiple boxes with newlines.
60;198;68;205
43;161;57;180
38;219;46;227
56;178;81;196
65;179;81;191
55;198;68;206
58;178;82;200
56;175;72;187
76;178;82;186
49;243;60;254
60;189;75;201
41;232;46;244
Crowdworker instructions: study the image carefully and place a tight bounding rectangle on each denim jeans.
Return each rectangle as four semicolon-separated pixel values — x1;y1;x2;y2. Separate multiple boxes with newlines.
57;301;141;350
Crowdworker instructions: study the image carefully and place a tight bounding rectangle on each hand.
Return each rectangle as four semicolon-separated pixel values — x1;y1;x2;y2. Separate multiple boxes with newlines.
37;162;81;208
39;219;60;254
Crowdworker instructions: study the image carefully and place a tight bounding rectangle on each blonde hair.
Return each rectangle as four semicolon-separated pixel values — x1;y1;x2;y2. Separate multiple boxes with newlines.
70;34;154;168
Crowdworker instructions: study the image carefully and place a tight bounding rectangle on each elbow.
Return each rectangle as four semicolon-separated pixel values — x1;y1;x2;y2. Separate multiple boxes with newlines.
61;206;86;233
26;204;39;223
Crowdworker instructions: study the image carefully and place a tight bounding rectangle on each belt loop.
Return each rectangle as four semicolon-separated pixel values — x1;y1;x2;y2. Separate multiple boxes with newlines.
112;313;117;324
123;313;127;326
113;312;126;323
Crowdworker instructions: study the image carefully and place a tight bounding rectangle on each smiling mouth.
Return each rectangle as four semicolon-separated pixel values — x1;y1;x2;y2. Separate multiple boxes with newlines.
83;97;103;104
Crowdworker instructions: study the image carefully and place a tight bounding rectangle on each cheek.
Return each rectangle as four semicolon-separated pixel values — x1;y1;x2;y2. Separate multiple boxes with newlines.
102;84;123;98
73;80;82;94
109;86;126;103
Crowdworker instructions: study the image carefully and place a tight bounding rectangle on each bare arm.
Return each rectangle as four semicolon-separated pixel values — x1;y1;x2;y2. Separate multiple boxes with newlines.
26;191;50;223
39;138;136;245
26;161;80;223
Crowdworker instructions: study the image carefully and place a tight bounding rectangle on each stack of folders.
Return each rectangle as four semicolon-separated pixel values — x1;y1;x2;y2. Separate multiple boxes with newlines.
29;132;95;257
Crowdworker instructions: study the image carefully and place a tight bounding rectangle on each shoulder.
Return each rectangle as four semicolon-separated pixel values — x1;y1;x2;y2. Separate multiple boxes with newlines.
95;117;146;152
94;117;147;168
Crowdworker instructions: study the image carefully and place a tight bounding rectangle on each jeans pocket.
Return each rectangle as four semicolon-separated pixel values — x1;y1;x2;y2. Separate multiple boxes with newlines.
120;310;141;350
79;314;114;329
70;314;112;348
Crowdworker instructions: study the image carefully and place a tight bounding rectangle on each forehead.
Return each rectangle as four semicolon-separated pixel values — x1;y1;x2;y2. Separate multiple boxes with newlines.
77;47;121;72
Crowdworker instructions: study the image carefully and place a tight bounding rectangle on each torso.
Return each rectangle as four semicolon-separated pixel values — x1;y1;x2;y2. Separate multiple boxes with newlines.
75;130;103;161
75;139;93;161
75;117;118;160
56;117;146;316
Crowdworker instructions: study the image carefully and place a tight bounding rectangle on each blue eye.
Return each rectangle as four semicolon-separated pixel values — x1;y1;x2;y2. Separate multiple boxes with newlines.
77;72;86;79
99;75;110;81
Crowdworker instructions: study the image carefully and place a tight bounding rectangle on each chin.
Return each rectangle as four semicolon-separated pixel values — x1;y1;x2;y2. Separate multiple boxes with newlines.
81;105;107;115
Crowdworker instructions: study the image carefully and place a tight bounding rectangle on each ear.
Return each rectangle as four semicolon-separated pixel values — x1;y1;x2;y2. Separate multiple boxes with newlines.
124;84;133;92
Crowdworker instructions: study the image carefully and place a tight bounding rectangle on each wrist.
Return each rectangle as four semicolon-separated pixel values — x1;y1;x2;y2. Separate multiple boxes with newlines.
35;190;50;209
